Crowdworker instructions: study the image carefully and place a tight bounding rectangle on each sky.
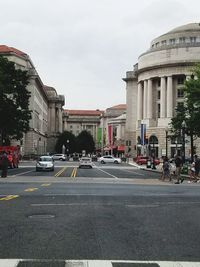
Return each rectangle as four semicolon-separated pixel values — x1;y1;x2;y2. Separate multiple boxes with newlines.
0;0;200;110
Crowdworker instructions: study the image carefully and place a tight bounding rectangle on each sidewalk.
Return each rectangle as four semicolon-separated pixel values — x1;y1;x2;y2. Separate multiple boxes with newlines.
128;158;191;180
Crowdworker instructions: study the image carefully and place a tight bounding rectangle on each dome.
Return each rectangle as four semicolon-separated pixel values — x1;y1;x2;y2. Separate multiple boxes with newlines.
167;23;200;34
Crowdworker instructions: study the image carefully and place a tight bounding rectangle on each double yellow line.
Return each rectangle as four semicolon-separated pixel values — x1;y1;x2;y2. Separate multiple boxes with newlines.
55;167;67;177
71;167;77;178
0;195;19;201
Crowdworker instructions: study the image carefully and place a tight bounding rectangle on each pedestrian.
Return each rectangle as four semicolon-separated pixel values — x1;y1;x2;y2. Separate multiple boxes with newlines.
188;161;197;183
174;155;184;184
160;157;170;181
1;151;9;178
194;155;200;181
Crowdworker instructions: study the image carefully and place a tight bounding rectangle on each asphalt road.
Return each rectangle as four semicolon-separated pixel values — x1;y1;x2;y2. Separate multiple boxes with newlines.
0;161;200;266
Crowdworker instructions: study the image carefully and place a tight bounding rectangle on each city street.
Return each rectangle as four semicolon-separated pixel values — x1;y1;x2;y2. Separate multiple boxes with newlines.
0;161;200;266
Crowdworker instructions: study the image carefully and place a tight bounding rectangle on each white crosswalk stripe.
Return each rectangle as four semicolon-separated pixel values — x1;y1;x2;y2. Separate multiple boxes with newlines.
0;259;200;267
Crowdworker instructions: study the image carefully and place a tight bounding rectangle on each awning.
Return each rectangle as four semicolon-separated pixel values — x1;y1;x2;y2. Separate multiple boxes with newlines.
104;145;117;151
117;145;125;152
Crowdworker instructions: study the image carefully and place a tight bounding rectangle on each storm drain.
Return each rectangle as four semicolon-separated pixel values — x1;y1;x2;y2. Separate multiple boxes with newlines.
28;214;55;219
17;261;65;267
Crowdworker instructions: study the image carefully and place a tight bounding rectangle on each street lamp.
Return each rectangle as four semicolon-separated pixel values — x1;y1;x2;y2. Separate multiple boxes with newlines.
66;139;69;159
182;121;186;163
165;128;168;158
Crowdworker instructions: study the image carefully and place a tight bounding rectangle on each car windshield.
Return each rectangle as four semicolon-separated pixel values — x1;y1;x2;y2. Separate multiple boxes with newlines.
81;158;91;162
39;157;52;162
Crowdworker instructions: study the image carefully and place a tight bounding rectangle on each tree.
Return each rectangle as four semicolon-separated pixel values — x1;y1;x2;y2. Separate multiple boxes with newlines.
0;56;32;144
171;64;200;160
76;130;95;154
55;131;76;154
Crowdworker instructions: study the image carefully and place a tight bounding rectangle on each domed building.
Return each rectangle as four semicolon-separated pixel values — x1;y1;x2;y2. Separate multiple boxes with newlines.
124;23;200;158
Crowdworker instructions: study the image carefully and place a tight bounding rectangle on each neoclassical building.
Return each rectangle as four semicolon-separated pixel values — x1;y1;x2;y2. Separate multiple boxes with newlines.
0;45;64;156
124;23;200;158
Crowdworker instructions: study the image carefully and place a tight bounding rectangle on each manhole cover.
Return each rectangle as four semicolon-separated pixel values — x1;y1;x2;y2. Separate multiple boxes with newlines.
28;214;55;219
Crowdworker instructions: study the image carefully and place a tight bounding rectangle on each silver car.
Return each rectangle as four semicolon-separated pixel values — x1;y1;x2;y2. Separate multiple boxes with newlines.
52;154;66;161
98;155;122;164
36;156;54;171
79;157;93;168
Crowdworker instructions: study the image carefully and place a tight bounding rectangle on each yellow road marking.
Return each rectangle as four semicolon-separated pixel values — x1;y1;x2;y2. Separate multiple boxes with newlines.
41;184;51;187
71;167;77;178
0;195;19;201
24;188;38;192
54;167;67;177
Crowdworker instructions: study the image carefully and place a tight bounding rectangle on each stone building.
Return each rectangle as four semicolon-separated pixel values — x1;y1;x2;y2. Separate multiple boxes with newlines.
63;109;102;147
101;104;126;154
0;45;64;156
124;23;200;158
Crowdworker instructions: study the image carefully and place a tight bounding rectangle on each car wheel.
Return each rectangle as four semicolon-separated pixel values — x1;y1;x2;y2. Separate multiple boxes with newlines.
101;160;105;164
114;160;119;164
51;168;54;172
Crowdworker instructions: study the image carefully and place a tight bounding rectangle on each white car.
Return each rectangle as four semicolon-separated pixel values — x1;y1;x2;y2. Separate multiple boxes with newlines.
36;156;54;171
79;157;93;168
98;155;121;164
52;154;66;161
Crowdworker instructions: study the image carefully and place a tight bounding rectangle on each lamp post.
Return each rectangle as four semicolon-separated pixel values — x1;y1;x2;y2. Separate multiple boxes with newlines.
165;129;168;158
182;121;186;163
66;139;69;160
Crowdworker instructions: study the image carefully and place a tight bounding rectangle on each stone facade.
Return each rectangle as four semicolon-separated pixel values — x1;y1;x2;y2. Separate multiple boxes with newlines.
124;23;200;158
0;45;64;156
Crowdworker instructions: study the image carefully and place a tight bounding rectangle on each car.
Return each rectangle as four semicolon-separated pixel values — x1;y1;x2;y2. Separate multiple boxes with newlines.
98;155;122;164
52;154;66;161
135;156;160;165
36;156;54;171
79;157;93;168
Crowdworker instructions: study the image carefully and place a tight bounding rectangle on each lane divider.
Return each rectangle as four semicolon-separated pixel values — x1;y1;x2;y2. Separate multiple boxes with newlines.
71;167;77;178
41;184;51;187
0;195;19;201
24;188;38;192
54;167;67;177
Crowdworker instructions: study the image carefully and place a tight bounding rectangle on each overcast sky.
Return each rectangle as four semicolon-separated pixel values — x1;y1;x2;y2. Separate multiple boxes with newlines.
1;0;200;110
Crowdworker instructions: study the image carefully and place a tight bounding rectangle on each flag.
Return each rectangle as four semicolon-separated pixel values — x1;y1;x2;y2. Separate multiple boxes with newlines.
108;125;113;145
97;128;102;144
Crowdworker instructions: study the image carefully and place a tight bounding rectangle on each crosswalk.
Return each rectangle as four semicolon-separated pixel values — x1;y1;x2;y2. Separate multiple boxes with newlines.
0;259;200;267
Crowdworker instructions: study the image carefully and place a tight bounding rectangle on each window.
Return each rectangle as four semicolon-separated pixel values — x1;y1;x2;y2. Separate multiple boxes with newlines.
177;77;185;85
179;37;185;43
70;125;73;129
177;88;184;98
158;80;161;87
169;38;176;45
161;40;166;45
155;42;159;47
190;37;196;43
157;90;160;100
157;104;160;118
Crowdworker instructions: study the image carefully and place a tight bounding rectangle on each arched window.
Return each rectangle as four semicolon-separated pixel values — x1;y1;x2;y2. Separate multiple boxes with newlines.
149;135;158;144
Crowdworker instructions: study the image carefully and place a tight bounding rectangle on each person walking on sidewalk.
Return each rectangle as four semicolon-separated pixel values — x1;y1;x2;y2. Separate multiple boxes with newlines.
174;155;183;184
188;161;197;183
1;151;9;178
160;157;171;181
194;155;200;181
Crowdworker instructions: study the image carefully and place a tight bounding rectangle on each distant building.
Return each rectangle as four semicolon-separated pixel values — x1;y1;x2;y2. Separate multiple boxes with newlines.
0;45;64;156
63;109;102;147
124;23;200;158
101;104;126;155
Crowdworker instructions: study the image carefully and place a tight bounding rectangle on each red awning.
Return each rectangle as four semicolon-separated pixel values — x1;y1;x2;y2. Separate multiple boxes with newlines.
117;145;125;152
104;145;117;151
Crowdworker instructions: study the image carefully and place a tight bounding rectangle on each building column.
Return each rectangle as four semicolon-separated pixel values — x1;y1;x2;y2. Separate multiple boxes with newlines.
147;79;153;119
160;77;166;118
58;106;63;133
167;76;173;118
137;82;143;120
50;103;56;132
143;80;148;119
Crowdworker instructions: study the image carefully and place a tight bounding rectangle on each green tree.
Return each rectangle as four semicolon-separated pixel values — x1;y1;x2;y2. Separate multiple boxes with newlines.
0;56;31;144
55;131;76;154
76;130;95;154
171;64;200;160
